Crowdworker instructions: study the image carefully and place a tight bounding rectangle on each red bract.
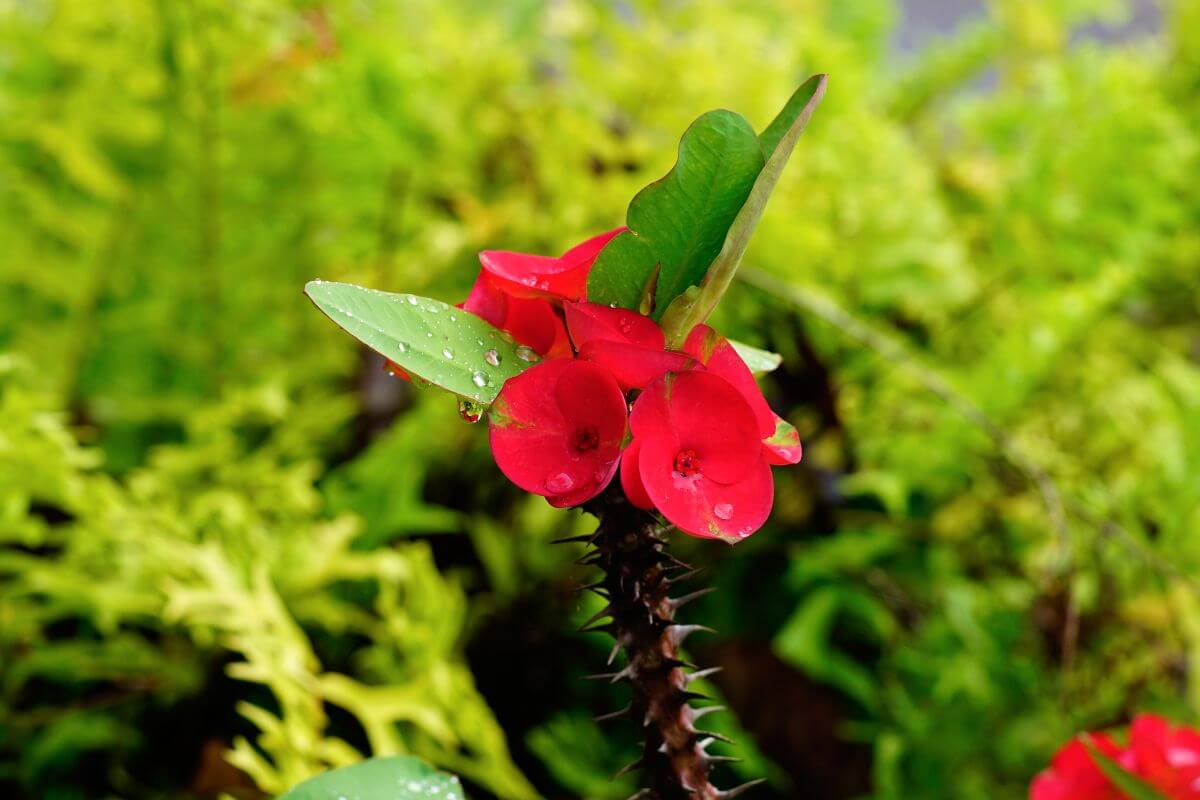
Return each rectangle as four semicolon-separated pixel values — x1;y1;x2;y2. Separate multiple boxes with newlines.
684;325;802;466
1030;736;1128;800
462;273;572;359
626;371;773;542
1128;714;1200;798
489;359;627;506
479;227;625;302
566;302;695;390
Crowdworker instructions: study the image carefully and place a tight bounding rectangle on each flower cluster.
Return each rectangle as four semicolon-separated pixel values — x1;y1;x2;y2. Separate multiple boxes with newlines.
1032;714;1200;799
463;230;801;542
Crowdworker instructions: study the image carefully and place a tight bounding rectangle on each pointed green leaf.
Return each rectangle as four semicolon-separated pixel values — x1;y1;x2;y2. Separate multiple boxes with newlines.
662;75;828;347
1082;736;1167;800
587;109;764;317
729;339;782;375
305;280;532;405
280;756;469;800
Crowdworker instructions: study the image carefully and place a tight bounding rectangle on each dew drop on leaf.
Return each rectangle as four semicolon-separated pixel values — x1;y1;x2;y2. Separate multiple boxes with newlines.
406;296;419;305
713;502;734;520
471;370;490;387
516;345;539;362
397;341;410;353
442;347;454;359
484;348;501;367
545;472;574;493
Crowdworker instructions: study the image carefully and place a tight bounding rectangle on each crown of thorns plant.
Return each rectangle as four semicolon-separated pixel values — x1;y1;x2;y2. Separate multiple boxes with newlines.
307;75;827;799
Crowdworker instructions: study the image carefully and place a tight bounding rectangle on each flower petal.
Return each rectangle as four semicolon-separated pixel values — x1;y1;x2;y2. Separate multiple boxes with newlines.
763;413;803;465
479;249;564;299
638;435;773;542
578;340;696;391
489;360;624;499
503;296;572;358
564;302;664;350
552;360;629;445
620;439;654;510
684;325;776;438
631;371;760;484
460;271;508;327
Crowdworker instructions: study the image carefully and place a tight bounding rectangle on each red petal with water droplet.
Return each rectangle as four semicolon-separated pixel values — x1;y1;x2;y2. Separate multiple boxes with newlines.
577;339;695;391
630;371;760;484
637;434;773;542
620;439;654;510
489;360;626;505
683;325;776;439
479;228;625;302
763;413;802;465
564;302;664;350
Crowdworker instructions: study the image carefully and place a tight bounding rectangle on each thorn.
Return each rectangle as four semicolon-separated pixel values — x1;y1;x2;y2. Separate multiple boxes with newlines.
607;641;623;666
584;666;633;683
551;533;595;545
579;605;613;629
664;657;699;671
685;666;724;685
717;778;767;798
669;567;705;583
697;730;734;745
575;552;603;566
594;703;631;723
612;757;645;779
579;621;613;634
668;587;716;611
691;705;726;721
667;624;715;647
677;690;710;704
626;792;655;800
706;755;743;765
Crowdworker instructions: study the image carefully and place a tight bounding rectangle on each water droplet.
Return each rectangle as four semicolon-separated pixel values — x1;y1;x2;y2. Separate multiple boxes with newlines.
484;349;501;366
457;398;484;424
516;345;539;362
713;503;734;520
498;331;515;343
471;370;490;387
537;279;550;290
406;296;419;305
442;347;454;359
618;319;633;334
397;341;410;353
449;314;457;322
545;472;574;493
427;332;434;338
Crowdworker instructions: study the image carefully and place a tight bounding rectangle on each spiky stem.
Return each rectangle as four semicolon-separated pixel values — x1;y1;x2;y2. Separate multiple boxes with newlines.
580;489;758;800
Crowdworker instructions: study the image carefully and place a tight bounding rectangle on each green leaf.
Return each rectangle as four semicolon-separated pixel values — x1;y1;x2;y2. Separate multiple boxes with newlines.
662;75;828;347
587;109;764;318
305;280;533;405
1082;736;1168;800
280;756;469;800
729;339;782;375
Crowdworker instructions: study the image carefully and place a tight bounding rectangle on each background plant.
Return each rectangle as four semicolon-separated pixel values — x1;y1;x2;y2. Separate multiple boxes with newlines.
1;1;1198;798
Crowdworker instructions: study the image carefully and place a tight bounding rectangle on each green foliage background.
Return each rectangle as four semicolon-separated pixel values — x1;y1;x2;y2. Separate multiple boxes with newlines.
2;0;1198;797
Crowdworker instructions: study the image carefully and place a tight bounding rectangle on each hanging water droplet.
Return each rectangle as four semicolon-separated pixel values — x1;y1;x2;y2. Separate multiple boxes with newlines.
442;347;454;359
516;345;539;362
457;398;484;424
713;502;734;520
471;370;490;388
397;341;410;353
545;472;574;493
484;349;501;367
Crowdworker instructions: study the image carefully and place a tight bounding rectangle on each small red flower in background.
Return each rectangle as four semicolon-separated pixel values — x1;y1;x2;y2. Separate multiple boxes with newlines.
1032;715;1200;800
489;359;627;507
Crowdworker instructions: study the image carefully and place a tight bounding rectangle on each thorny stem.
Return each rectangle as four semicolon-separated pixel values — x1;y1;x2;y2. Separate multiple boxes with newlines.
576;488;762;800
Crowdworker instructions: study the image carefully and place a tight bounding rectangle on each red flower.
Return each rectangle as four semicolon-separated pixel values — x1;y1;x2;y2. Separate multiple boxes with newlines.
462;274;572;359
683;325;802;466
1128;714;1200;798
489;359;628;507
1030;736;1129;800
479;227;625;302
566;302;695;391
623;371;773;542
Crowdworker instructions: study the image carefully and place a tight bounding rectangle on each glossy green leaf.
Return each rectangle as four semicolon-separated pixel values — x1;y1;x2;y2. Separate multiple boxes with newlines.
280;756;469;800
305;280;533;405
587;110;764;317
662;75;828;346
1082;737;1167;800
729;339;782;375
